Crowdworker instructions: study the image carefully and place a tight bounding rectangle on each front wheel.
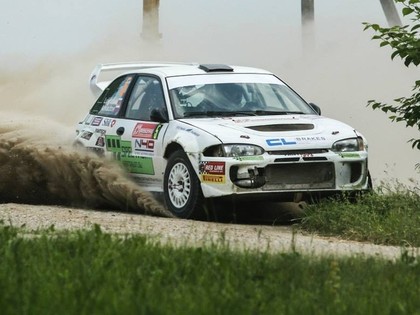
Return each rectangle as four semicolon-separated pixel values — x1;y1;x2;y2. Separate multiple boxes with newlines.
163;150;205;219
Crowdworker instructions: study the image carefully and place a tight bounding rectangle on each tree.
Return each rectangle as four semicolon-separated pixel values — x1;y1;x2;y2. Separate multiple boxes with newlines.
363;0;420;149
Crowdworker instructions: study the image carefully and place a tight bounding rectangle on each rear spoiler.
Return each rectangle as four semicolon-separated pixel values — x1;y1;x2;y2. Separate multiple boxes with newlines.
89;62;197;98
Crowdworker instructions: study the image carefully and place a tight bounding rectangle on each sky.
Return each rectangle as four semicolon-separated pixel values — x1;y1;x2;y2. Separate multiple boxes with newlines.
0;0;418;185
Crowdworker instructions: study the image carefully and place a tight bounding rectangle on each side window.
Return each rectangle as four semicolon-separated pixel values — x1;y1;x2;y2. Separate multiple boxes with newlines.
125;76;165;121
90;75;134;117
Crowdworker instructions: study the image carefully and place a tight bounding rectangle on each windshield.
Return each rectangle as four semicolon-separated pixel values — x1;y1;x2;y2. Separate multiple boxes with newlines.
167;74;316;119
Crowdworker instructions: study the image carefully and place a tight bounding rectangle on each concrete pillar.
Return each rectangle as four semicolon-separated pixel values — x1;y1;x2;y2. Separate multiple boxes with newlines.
301;0;315;52
142;0;161;40
379;0;402;27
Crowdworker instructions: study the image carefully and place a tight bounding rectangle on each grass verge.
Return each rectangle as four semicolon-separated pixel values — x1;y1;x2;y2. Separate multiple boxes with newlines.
301;183;420;247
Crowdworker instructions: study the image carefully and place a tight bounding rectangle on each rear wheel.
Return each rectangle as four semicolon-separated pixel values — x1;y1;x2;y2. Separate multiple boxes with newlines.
163;150;205;219
367;171;373;190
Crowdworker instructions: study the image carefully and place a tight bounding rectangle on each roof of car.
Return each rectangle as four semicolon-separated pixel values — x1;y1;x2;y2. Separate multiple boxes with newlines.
96;62;270;75
89;62;273;97
125;63;272;77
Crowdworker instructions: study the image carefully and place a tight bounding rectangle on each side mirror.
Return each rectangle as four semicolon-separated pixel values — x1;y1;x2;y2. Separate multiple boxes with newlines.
309;103;321;115
150;108;169;123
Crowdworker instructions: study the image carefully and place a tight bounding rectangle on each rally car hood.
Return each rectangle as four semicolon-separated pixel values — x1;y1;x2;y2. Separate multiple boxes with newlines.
179;115;360;150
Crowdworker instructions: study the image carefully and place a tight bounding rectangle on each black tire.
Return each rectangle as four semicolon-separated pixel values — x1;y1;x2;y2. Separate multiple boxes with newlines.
367;171;373;190
163;150;205;219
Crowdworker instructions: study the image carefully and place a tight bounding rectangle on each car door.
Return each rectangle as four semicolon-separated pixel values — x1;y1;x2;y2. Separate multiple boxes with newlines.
105;75;169;192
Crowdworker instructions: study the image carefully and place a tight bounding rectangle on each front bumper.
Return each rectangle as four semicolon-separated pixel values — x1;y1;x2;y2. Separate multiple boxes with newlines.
198;150;369;199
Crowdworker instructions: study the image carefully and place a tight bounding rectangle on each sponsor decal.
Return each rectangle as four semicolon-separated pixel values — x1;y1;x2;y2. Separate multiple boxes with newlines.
80;131;93;140
105;135;122;152
232;117;295;123
91;117;103;126
339;152;360;158
120;156;154;175
85;115;95;125
119;77;133;96
199;161;225;175
105;135;154;174
94;128;106;136
176;126;200;137
95;137;105;147
266;138;297;146
132;123;158;139
296;136;326;141
230;118;250;123
102;118;116;127
233;156;264;161
99;101;121;115
201;174;225;184
133;139;155;156
152;124;163;139
282;153;314;157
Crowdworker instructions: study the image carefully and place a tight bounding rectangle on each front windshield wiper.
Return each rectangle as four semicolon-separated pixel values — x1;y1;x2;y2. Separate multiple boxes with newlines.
183;111;256;118
229;111;257;116
183;111;209;117
254;110;305;116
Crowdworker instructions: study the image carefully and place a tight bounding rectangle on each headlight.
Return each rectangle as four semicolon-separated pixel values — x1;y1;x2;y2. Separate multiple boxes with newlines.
224;144;264;157
332;137;364;152
204;144;264;157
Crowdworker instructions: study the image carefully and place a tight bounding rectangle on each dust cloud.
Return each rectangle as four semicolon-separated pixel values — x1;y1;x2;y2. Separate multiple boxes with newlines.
0;114;171;217
0;49;177;214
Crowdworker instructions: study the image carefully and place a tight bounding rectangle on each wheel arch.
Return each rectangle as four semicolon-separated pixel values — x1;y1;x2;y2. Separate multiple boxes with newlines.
164;142;184;159
163;141;203;181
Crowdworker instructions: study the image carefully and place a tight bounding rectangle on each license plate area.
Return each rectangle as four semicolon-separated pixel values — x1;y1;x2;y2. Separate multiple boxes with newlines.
263;162;335;190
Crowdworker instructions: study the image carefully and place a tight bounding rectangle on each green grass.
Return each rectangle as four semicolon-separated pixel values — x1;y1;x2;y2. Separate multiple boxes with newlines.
0;223;419;315
301;183;420;247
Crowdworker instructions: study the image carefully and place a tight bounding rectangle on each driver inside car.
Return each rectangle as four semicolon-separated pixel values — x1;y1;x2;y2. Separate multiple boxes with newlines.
197;83;245;111
216;83;245;109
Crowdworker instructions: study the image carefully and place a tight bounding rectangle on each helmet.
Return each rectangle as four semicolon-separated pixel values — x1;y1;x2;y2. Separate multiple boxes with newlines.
217;83;244;107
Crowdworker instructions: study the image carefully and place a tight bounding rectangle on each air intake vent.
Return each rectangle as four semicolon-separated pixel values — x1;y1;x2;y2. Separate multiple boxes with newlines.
247;124;314;132
199;64;234;72
267;149;328;155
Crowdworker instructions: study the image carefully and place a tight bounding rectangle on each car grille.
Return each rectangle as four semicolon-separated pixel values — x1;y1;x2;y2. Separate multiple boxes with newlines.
263;162;335;190
267;149;329;155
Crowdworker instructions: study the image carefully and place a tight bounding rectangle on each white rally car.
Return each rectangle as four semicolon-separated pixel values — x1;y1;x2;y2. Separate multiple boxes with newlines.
75;62;371;218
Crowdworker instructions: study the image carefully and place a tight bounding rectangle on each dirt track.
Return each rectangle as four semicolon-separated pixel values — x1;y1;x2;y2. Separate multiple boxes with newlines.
1;202;415;261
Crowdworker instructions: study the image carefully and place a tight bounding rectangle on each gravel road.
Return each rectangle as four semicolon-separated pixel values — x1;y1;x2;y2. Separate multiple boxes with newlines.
1;203;416;261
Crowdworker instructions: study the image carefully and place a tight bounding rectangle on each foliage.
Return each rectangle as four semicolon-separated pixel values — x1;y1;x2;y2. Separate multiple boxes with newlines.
363;0;420;148
0;223;419;315
301;182;420;247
